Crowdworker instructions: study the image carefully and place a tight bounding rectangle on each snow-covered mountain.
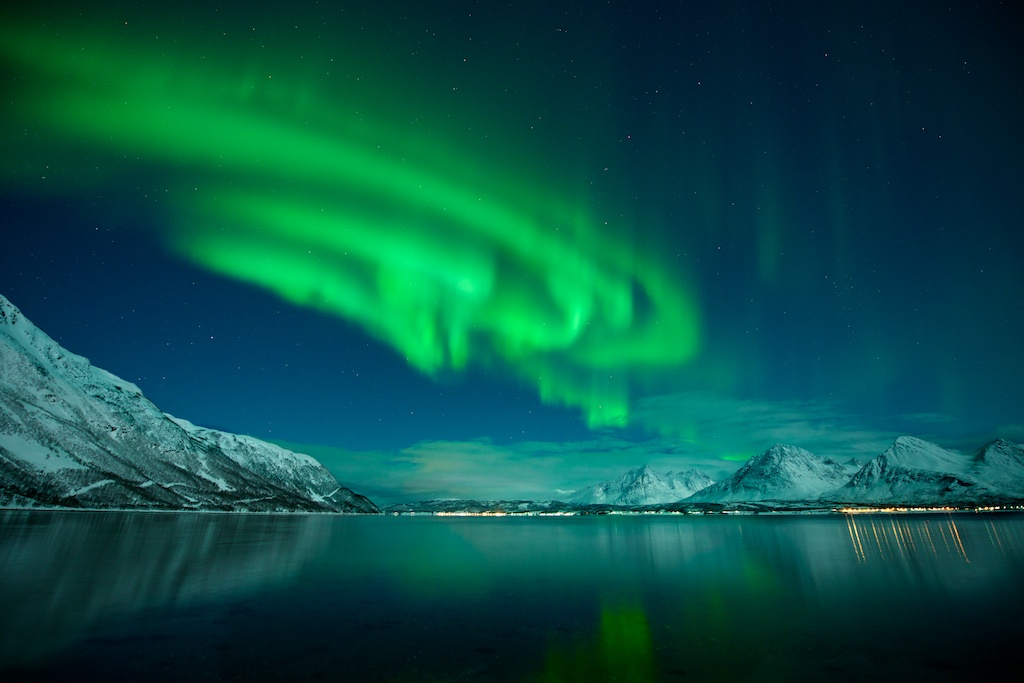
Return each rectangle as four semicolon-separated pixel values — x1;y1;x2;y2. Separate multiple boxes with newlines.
686;444;852;502
682;437;1024;507
385;499;577;514
569;465;713;505
831;436;1024;505
0;293;378;513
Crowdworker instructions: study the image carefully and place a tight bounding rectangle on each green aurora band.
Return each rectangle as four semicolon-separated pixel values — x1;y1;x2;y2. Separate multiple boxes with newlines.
1;22;700;427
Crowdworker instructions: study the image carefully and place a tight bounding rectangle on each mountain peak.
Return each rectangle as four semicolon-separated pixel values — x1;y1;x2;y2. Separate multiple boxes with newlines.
891;435;935;449
687;444;848;503
839;435;1024;505
569;464;713;506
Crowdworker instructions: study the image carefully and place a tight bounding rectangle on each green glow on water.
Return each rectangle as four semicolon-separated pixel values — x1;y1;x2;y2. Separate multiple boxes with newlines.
542;604;654;683
0;17;700;427
599;605;655;682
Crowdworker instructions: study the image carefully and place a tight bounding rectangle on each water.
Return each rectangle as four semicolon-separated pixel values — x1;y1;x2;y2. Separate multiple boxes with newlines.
1;511;1022;682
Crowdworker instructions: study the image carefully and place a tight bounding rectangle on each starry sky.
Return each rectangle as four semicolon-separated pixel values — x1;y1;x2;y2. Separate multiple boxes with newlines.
2;1;1022;504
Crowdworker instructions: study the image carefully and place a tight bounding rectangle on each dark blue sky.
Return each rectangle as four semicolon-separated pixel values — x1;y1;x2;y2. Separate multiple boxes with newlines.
2;1;1022;503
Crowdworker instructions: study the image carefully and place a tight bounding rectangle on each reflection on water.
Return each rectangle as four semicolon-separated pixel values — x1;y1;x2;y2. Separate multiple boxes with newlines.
845;514;982;563
2;512;1023;681
542;603;654;683
0;511;332;667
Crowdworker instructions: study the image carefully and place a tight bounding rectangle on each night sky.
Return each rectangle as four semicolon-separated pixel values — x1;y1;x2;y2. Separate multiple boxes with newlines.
2;1;1022;504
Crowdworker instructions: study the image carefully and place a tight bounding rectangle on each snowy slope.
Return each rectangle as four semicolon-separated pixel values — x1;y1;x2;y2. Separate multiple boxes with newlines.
832;436;1024;505
686;444;850;502
0;293;378;512
969;439;1024;497
569;465;713;505
665;469;715;498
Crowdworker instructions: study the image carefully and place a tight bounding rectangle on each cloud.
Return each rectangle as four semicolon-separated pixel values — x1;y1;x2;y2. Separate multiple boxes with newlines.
995;425;1024;442
632;390;901;465
394;437;673;502
277;435;700;505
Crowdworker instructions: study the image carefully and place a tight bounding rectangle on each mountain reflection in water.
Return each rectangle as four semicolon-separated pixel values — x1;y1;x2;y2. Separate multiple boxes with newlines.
1;512;1022;682
0;510;331;667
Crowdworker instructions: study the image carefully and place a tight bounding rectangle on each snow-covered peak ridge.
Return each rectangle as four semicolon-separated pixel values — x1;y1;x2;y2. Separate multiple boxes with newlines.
665;468;714;493
0;292;21;323
684;437;1024;506
976;438;1024;460
890;434;953;452
0;294;15;320
1;293;53;347
833;436;1024;505
687;443;849;503
875;436;965;471
0;291;378;512
165;415;337;490
1;293;47;352
569;464;714;505
0;293;143;395
765;443;808;455
757;443;816;463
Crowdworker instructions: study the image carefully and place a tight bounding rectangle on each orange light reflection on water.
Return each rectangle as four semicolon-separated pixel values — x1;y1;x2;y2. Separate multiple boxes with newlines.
844;513;978;563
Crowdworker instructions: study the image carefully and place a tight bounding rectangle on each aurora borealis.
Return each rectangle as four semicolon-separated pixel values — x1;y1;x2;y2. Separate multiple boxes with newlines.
2;1;1022;502
1;10;699;430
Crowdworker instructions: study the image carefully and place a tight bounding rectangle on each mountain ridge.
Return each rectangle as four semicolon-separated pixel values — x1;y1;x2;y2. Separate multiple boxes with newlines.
0;293;378;513
399;437;1024;512
833;435;1024;505
687;444;854;503
569;464;713;505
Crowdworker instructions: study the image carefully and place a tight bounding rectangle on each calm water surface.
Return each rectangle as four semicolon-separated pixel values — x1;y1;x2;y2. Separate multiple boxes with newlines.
1;511;1022;682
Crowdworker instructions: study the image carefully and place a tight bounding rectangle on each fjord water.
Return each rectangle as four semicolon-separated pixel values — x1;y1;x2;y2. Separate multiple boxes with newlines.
1;511;1022;682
